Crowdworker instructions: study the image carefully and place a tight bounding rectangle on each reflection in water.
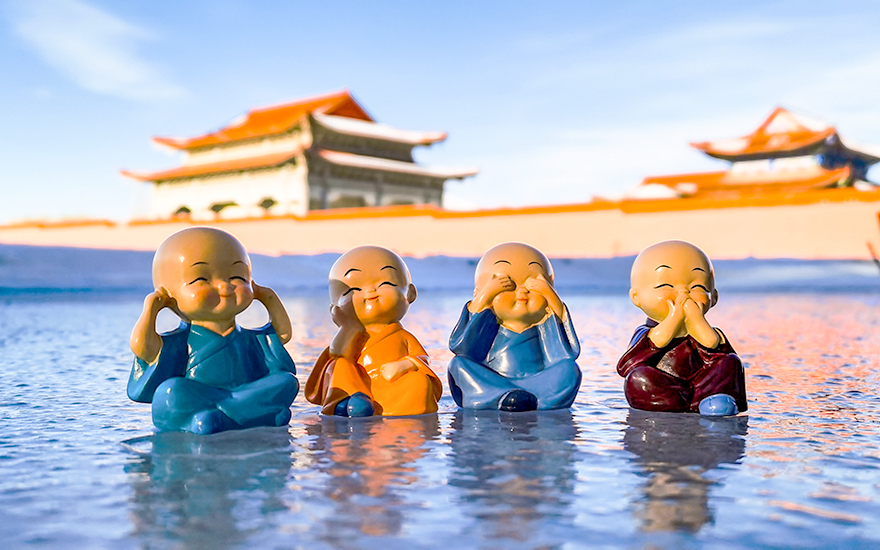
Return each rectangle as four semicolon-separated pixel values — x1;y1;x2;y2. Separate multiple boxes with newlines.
6;292;877;548
623;409;748;533
304;414;440;544
448;409;578;543
123;428;293;549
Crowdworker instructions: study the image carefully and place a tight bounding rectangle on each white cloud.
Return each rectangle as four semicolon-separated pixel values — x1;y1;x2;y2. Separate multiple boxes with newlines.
8;0;184;101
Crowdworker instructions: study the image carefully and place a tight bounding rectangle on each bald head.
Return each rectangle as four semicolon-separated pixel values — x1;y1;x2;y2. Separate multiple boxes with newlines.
152;228;251;291
329;245;414;304
329;245;416;325
475;242;554;288
629;240;718;321
630;240;714;290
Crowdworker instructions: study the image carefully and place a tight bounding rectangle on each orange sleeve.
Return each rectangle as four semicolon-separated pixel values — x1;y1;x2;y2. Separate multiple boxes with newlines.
403;331;442;400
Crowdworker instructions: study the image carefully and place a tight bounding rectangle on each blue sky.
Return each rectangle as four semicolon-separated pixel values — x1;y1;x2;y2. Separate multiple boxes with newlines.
2;0;880;223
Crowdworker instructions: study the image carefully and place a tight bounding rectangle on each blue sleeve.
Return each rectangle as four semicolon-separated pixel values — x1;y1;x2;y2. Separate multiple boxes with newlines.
538;305;580;365
448;303;499;363
127;324;188;403
628;324;651;349
250;323;297;375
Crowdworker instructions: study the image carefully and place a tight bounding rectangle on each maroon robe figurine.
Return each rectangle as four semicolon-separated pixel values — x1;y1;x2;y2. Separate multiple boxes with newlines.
618;241;747;416
617;320;747;413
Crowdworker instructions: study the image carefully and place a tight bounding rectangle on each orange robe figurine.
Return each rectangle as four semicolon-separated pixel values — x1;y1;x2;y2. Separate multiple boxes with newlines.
305;246;442;417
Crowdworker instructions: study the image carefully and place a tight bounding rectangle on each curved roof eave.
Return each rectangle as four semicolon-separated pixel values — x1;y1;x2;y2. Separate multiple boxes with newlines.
312;149;479;180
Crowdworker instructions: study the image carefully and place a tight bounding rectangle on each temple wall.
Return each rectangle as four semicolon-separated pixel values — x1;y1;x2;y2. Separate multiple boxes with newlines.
149;164;308;219
3;194;879;260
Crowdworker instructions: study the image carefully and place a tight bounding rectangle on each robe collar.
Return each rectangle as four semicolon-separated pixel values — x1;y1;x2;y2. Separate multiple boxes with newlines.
189;322;241;340
363;322;404;350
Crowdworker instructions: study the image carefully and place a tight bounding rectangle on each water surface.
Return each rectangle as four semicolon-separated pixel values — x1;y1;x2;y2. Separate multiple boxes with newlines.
2;291;880;549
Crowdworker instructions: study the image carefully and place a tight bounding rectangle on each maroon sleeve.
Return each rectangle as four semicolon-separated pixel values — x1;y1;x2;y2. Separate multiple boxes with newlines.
617;325;737;378
617;324;666;378
694;329;737;362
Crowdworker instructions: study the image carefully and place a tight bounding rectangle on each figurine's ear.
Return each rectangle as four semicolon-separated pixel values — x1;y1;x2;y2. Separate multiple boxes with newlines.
710;288;719;308
406;284;418;304
629;288;640;308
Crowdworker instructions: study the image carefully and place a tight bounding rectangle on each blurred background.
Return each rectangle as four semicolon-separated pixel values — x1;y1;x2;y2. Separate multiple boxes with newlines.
2;0;880;224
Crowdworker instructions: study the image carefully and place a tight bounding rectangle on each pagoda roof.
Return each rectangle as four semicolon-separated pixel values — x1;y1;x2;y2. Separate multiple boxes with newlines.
640;165;851;198
121;147;303;182
313;149;479;180
153;91;372;150
691;107;838;160
122;145;479;183
311;112;447;145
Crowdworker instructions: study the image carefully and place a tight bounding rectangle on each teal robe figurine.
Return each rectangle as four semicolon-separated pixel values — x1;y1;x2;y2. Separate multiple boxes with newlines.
128;322;299;434
128;227;299;435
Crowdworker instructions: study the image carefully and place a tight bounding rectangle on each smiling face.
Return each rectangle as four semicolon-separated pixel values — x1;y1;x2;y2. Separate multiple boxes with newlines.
475;242;554;328
629;240;718;322
329;246;416;327
152;228;254;324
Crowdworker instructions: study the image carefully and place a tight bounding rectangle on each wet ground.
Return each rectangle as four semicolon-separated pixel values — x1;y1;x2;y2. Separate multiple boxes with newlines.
2;291;880;549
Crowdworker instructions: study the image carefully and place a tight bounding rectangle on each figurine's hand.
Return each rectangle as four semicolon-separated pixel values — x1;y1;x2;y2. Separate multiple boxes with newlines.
524;274;552;296
380;358;417;382
251;281;272;303
669;292;688;324
132;288;176;363
682;297;706;321
648;293;687;348
148;287;183;319
329;294;367;359
252;281;292;344
470;274;515;312
524;274;565;318
683;298;720;348
330;294;365;331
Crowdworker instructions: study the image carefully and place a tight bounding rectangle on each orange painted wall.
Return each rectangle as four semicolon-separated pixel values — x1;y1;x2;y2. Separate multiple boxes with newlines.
2;192;879;260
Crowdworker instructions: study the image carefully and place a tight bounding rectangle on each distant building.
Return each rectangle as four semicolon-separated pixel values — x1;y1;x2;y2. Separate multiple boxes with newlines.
628;107;880;200
122;90;478;220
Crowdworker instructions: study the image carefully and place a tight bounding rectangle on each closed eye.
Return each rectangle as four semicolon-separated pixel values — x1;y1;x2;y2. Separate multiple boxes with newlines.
654;283;673;289
691;284;709;291
188;277;208;284
230;276;248;282
378;281;397;288
342;287;362;296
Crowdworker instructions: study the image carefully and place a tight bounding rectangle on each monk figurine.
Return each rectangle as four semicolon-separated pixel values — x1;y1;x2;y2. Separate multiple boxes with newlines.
447;242;582;412
127;228;299;434
617;240;747;416
305;246;442;417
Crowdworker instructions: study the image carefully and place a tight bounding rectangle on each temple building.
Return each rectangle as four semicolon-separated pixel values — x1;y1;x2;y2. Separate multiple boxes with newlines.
628;107;880;200
122;91;478;220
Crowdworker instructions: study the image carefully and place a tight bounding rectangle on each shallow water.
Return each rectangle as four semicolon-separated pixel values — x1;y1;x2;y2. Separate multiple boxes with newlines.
2;291;880;549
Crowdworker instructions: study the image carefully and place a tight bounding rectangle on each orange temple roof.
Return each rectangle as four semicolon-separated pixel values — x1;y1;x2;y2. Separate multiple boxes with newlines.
153;91;372;150
121;147;303;182
691;107;837;160
640;165;851;199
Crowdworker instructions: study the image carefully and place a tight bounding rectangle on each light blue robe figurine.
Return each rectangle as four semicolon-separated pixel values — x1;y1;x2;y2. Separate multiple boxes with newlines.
448;306;581;410
447;243;582;412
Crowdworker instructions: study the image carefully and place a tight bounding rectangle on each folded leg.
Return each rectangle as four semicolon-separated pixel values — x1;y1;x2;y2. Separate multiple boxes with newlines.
624;366;693;412
152;377;231;433
220;372;300;428
447;356;520;409
371;369;439;416
312;357;374;416
512;360;582;410
689;355;747;413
